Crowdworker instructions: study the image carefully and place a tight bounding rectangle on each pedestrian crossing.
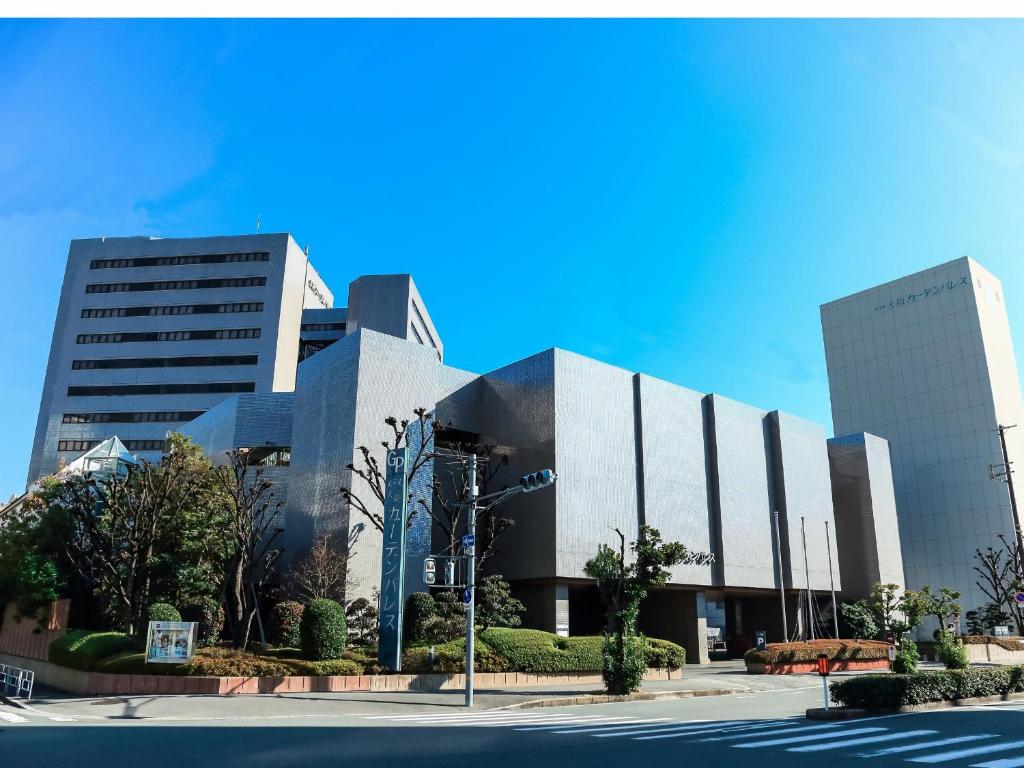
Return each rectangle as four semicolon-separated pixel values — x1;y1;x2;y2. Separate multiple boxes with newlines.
361;708;1024;766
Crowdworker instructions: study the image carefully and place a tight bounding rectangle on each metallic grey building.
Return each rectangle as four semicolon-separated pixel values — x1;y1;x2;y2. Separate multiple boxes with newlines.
186;322;903;662
821;257;1024;627
28;232;441;486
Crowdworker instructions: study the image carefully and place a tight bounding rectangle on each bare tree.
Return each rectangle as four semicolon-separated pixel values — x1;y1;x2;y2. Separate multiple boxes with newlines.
215;449;284;649
340;408;437;532
288;533;350;604
974;535;1024;632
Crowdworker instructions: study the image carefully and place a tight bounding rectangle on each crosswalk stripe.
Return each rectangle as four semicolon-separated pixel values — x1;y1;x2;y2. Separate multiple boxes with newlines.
907;740;1024;764
862;735;998;758
787;730;938;753
362;712;546;721
701;722;842;742
542;720;676;735
735;726;888;749
592;720;752;739
636;721;800;742
971;756;1024;768
514;718;649;732
395;714;599;726
0;710;29;724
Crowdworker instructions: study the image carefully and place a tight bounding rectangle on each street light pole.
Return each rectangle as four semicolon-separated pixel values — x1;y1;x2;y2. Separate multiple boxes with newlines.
825;520;839;640
772;510;789;642
464;453;477;708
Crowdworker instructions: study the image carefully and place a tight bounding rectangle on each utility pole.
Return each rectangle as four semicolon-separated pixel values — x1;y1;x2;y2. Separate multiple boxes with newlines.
825;520;839;640
802;516;814;641
772;510;789;641
991;424;1023;576
464;453;477;708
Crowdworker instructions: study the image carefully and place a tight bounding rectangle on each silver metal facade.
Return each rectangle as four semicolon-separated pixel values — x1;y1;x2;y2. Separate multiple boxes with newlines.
821;257;1024;619
828;433;905;598
28;233;331;484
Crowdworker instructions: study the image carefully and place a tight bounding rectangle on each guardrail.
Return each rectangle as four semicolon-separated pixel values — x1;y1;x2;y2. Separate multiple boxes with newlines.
1;663;34;701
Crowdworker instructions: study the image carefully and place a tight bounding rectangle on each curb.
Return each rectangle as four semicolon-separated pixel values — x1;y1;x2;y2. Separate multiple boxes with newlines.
807;690;1024;719
494;688;739;710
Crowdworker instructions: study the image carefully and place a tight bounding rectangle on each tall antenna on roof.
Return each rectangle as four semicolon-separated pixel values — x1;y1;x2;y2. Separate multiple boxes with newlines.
255;214;261;233
304;245;310;257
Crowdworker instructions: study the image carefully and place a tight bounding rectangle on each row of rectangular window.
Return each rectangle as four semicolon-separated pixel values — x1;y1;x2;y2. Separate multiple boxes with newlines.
57;439;166;452
67;382;255;396
299;322;347;332
72;354;258;370
85;276;267;294
77;328;262;344
81;302;264;318
63;411;205;424
90;252;270;269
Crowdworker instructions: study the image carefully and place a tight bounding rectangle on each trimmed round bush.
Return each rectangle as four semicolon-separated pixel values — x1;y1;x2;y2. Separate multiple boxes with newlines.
300;598;347;661
269;600;304;648
480;627;603;672
645;638;687;668
181;597;225;648
138;602;181;641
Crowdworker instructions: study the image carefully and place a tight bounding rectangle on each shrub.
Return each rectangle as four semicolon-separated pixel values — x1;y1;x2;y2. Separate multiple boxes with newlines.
646;638;686;668
831;666;1024;709
402;636;506;673
49;630;139;671
346;598;378;646
936;631;970;670
181;647;297;677
181;597;224;648
404;592;437;643
893;640;920;674
269;601;304;647
744;639;890;665
481;628;604;672
602;634;648;695
300;598;347;661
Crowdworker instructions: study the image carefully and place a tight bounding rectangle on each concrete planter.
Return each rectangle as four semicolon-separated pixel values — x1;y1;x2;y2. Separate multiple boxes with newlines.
746;658;890;675
0;651;682;696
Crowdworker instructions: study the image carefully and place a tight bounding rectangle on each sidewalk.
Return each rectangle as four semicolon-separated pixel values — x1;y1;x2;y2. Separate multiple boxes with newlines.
7;660;859;722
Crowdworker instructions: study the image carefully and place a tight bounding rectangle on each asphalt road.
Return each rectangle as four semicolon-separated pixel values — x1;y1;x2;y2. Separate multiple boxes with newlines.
5;687;1024;768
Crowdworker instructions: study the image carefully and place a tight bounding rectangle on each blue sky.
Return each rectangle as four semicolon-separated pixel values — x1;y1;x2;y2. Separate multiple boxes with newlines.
2;19;1024;496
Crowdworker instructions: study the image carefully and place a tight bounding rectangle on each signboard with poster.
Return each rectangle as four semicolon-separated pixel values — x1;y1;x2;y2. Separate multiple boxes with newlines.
145;621;197;664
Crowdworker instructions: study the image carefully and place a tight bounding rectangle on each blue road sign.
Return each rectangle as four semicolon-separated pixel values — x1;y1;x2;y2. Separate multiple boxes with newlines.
462;589;472;604
1015;591;1024;605
461;534;475;549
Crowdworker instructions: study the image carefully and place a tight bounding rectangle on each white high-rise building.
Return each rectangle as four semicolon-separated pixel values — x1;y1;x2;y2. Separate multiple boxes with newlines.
821;257;1024;622
28;233;335;484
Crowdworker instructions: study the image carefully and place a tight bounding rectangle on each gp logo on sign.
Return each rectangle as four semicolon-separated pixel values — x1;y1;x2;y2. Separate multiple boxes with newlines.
387;451;406;470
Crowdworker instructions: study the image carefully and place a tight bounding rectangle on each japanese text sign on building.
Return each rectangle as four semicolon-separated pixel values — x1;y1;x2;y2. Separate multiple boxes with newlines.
377;447;409;671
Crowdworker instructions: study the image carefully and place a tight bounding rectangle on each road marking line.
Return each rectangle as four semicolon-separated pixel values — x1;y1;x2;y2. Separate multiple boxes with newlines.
592;720;751;738
787;730;937;753
907;740;1024;764
734;726;888;748
543;720;676;735
861;734;998;757
0;710;29;723
630;724;798;741
971;756;1024;768
386;713;593;725
478;716;619;727
701;722;840;742
513;717;641;731
362;712;553;721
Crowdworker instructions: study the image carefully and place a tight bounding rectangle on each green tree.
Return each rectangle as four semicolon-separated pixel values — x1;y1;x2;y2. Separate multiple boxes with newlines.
839;600;879;640
583;525;687;695
476;575;526;632
919;585;963;634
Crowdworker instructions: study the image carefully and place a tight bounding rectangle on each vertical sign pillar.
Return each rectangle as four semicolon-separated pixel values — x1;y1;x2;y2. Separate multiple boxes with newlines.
378;447;409;671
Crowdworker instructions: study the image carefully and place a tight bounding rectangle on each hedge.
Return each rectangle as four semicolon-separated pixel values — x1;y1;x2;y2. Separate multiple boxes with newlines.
49;630;139;671
830;666;1024;709
403;637;507;673
962;635;1024;651
744;639;890;665
480;628;604;672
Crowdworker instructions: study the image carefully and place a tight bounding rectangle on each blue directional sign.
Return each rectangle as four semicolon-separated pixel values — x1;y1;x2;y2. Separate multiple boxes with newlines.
462;589;472;605
1014;591;1024;605
378;447;409;671
461;534;475;550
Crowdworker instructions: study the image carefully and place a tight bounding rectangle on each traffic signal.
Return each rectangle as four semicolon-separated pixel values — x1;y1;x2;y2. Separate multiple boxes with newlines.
520;469;555;492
